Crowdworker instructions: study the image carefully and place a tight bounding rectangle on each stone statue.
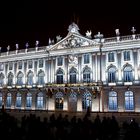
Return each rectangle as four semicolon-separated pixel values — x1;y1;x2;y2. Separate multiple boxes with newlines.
68;54;78;65
7;45;10;51
35;40;39;47
131;27;136;34
86;30;92;38
115;29;120;36
56;35;62;42
25;42;29;48
16;44;19;50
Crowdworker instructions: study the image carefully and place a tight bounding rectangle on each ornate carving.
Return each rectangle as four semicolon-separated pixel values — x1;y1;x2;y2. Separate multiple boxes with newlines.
68;54;78;65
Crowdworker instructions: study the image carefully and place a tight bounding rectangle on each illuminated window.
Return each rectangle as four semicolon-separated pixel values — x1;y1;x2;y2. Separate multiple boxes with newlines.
16;93;22;108
0;73;4;86
0;93;2;107
82;91;92;110
108;52;114;62
18;61;22;69
37;92;43;109
124;51;130;61
55;92;63;110
84;54;90;64
17;72;23;85
26;93;32;108
8;72;13;86
108;67;116;83
0;63;4;71
28;60;33;69
39;59;43;68
123;66;133;82
27;71;33;85
83;67;91;83
125;91;134;110
38;71;45;85
56;69;63;84
6;93;12;108
109;91;117;110
57;57;63;66
9;62;13;70
70;68;77;84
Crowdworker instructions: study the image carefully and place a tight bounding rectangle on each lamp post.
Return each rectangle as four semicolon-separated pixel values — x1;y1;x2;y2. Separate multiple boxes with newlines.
94;32;104;112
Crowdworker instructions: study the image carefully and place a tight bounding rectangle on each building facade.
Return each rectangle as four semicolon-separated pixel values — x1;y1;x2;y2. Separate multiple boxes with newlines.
0;23;140;112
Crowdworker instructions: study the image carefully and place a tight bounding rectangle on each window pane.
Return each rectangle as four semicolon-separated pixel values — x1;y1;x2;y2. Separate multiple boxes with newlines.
57;57;63;66
109;92;117;110
108;52;114;62
84;54;90;64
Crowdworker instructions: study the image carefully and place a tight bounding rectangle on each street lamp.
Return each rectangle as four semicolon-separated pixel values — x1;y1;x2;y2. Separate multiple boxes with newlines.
94;32;104;112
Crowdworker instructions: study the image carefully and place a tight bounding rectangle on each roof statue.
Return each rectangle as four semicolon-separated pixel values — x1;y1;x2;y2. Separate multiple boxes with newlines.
56;35;62;42
35;40;39;47
115;29;120;36
86;30;92;38
68;22;80;34
48;38;51;45
16;44;19;50
25;42;29;48
7;45;10;51
131;27;136;34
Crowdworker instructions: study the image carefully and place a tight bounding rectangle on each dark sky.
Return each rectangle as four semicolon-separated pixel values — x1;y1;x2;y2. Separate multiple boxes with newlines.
0;0;139;51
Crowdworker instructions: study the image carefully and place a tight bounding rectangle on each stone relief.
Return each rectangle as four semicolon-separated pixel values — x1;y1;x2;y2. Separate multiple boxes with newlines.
68;54;78;65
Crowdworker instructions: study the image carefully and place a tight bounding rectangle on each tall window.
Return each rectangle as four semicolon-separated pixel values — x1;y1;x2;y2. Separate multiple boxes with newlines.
0;93;2;108
26;93;32;108
39;59;43;68
70;68;77;84
0;63;4;71
0;73;4;86
55;92;63;110
9;62;13;70
108;52;114;62
18;61;22;69
69;91;77;111
8;72;13;86
57;57;63;66
38;71;45;85
123;66;133;82
84;54;90;64
28;60;33;69
82;91;92;110
109;91;118;110
83;67;91;83
6;93;12;108
17;72;23;85
27;71;33;85
37;92;43;109
108;67;116;83
125;91;134;110
16;93;22;108
124;51;130;61
56;69;63;84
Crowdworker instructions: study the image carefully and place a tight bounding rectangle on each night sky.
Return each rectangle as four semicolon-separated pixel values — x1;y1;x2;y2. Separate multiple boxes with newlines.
0;0;139;51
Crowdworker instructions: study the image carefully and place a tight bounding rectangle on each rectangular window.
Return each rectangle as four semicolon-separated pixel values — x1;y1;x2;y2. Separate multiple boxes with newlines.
124;51;130;61
18;61;22;69
0;63;4;71
28;60;33;69
9;62;13;70
108;52;114;62
57;57;63;66
39;59;43;68
84;54;90;64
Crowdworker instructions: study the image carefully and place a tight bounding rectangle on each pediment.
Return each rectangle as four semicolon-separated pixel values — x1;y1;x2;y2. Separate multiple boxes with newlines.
48;33;98;51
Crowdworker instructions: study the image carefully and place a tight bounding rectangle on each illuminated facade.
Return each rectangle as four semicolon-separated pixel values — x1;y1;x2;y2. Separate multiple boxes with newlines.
0;23;140;112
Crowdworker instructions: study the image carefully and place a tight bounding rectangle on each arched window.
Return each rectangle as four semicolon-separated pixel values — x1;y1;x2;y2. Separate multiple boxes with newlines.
38;71;45;85
69;68;77;84
55;92;63;110
82;90;92;110
108;91;117;110
108;67;116;83
125;91;134;110
123;66;133;82
27;71;33;85
17;72;24;85
0;73;4;86
37;92;43;109
69;90;77;111
16;93;22;108
56;69;63;84
6;93;12;108
83;67;91;83
0;93;2;107
8;72;13;86
26;93;32;108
